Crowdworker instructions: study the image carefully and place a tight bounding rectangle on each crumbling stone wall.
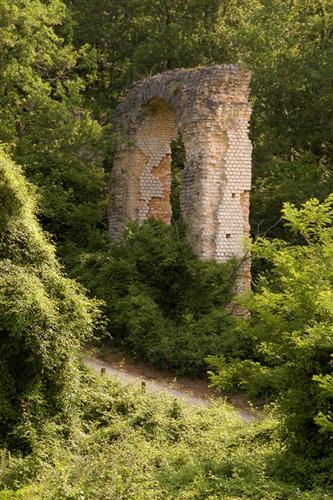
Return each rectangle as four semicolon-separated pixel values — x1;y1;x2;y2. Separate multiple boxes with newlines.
109;65;252;290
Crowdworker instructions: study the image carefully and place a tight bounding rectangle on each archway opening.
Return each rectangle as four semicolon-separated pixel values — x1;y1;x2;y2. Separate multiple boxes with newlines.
137;98;187;237
136;97;177;225
170;134;186;230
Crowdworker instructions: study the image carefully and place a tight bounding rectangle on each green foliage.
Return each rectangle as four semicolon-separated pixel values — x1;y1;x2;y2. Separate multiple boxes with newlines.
314;368;333;435
67;0;333;243
67;0;253;112
73;219;244;375
209;196;333;455
207;357;272;401
0;149;98;450
0;0;111;260
0;370;331;499
248;0;333;238
170;136;186;225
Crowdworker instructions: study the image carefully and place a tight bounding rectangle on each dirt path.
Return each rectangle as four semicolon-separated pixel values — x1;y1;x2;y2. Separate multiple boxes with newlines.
83;353;256;423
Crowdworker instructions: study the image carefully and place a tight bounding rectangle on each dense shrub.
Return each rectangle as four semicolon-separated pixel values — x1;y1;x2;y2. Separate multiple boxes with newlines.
208;196;333;456
0;149;99;450
73;219;250;375
0;369;331;499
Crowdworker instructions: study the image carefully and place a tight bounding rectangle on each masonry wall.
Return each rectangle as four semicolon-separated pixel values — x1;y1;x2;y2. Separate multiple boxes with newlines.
109;65;252;291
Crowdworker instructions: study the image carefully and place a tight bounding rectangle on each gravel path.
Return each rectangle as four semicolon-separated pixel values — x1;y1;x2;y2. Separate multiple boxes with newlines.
83;356;255;422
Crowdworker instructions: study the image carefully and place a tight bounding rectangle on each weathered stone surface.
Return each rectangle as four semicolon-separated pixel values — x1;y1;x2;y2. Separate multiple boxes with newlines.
108;65;252;291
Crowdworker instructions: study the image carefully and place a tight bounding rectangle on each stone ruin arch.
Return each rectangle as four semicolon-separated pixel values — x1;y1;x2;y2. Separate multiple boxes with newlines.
109;65;252;290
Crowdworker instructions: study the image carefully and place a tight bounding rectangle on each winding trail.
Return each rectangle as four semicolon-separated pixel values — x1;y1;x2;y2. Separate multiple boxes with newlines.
83;355;255;422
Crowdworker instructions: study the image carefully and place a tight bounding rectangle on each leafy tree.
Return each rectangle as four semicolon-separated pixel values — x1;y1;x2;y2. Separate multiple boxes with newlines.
247;0;333;238
0;0;110;260
209;196;333;456
314;370;333;435
67;0;259;111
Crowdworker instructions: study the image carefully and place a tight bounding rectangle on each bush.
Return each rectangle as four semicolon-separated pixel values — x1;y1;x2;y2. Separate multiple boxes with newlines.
207;356;272;400
0;148;99;450
208;196;333;456
73;219;247;375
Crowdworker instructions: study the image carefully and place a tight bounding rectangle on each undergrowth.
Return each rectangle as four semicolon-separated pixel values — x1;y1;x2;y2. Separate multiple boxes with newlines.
0;368;332;499
71;219;251;376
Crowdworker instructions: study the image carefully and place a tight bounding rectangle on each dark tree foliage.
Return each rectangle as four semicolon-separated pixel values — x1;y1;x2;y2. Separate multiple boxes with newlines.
0;0;111;261
73;220;247;375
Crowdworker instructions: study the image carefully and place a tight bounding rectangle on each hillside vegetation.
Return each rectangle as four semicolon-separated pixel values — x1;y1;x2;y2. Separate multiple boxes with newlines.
1;372;331;499
0;148;98;451
0;0;332;498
